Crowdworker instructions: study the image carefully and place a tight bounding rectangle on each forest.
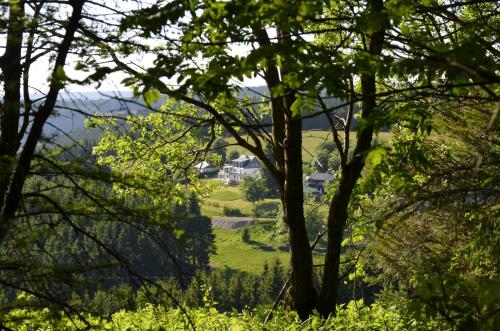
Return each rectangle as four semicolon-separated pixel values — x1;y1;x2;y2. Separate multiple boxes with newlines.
0;0;498;330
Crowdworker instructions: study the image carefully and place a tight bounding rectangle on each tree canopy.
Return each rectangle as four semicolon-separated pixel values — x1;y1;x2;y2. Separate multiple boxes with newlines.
0;0;498;328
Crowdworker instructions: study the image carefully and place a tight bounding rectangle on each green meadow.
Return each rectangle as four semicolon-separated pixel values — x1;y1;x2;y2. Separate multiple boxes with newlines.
211;221;325;273
225;130;393;162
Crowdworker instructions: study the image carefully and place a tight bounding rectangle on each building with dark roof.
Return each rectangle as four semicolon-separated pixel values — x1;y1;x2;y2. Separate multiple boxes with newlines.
305;172;335;196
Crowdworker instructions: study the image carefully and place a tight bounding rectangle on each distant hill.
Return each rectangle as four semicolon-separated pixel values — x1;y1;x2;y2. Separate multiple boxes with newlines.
43;88;354;144
45;94;164;135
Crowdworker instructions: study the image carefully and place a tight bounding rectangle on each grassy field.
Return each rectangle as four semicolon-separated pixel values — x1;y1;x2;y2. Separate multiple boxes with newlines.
226;130;393;162
200;182;281;217
203;184;326;273
210;189;241;201
205;129;393;273
210;219;325;273
211;228;290;273
203;185;288;272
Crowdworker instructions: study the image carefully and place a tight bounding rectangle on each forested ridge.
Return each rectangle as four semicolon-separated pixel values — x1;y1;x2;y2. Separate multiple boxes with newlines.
0;0;498;330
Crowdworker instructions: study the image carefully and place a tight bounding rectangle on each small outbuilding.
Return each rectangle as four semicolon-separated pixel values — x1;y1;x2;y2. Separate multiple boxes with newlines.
305;172;335;196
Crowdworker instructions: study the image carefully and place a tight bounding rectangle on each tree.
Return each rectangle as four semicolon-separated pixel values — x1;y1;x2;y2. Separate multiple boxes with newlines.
111;0;385;317
0;1;100;315
241;176;268;205
0;3;212;323
97;0;498;318
358;97;499;329
312;141;339;173
228;150;240;162
0;0;86;245
269;258;286;299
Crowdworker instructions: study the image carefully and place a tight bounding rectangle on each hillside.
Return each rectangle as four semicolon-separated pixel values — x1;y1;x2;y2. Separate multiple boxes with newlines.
225;130;393;162
45;90;364;144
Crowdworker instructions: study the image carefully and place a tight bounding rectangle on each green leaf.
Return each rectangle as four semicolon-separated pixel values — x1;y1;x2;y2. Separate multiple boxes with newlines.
367;146;387;167
290;97;304;117
143;89;161;105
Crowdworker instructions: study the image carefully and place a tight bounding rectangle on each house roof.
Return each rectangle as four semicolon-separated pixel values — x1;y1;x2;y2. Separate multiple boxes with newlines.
232;154;255;162
194;161;213;169
306;172;334;181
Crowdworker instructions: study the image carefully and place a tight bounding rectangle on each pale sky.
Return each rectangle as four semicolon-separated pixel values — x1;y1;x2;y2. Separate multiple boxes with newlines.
28;41;266;95
3;1;281;96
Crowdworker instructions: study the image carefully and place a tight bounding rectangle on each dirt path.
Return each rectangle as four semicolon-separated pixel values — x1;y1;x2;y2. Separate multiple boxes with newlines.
211;217;255;229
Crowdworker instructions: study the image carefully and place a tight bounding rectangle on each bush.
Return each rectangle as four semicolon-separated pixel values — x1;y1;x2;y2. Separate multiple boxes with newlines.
5;299;423;330
252;202;280;218
241;228;250;243
223;207;243;216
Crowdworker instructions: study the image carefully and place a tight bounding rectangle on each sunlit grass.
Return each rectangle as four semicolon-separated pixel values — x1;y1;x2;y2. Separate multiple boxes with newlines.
225;130;394;162
210;190;241;201
211;220;325;273
201;182;280;217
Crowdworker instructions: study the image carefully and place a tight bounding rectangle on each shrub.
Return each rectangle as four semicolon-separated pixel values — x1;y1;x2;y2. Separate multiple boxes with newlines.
223;207;242;216
252;202;280;218
241;228;250;243
5;299;423;330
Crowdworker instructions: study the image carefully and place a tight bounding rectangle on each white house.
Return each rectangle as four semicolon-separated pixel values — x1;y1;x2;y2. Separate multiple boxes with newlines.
194;161;218;177
218;155;261;184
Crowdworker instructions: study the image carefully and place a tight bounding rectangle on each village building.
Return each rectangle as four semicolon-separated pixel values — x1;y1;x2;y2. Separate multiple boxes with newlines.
218;155;261;184
305;172;335;196
194;161;218;177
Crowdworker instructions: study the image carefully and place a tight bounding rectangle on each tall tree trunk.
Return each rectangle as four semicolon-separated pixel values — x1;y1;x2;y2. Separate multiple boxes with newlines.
317;153;368;316
0;1;85;245
0;0;25;213
253;26;317;318
318;0;386;317
283;104;317;319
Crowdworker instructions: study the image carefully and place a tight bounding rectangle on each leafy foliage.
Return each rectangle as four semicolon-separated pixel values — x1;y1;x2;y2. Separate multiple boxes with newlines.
4;299;426;331
356;98;499;329
241;176;269;205
91;99;221;207
0;144;214;318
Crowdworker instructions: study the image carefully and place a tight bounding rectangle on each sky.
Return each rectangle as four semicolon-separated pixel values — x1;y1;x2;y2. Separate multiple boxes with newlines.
0;1;264;98
0;1;311;101
27;42;266;97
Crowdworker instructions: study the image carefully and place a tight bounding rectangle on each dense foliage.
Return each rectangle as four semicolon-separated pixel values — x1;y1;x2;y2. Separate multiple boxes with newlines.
6;300;423;331
0;147;215;318
0;0;498;329
365;106;499;329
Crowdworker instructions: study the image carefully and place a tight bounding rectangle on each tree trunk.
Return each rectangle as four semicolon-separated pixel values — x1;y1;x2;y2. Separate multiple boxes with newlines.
253;26;318;318
0;1;85;245
283;106;317;319
317;156;367;316
318;0;386;317
0;0;24;214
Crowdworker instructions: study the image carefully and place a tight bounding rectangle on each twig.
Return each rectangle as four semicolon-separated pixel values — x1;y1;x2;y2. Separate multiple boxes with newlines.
265;273;291;323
